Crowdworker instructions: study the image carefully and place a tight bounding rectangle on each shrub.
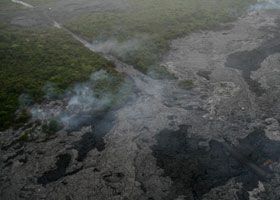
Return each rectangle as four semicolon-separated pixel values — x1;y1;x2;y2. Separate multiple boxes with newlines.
42;119;64;134
18;133;29;142
179;80;193;89
14;109;31;129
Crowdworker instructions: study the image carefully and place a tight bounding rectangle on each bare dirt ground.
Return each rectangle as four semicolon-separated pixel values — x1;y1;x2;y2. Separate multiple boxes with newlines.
1;1;280;200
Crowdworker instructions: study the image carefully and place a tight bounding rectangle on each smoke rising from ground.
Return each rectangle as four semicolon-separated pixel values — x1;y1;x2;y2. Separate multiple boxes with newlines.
30;70;132;130
92;36;148;59
18;93;33;108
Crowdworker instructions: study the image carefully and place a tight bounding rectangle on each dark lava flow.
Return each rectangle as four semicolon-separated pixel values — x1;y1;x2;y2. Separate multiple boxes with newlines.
225;38;280;95
73;111;115;162
37;154;72;185
37;112;115;185
152;125;280;199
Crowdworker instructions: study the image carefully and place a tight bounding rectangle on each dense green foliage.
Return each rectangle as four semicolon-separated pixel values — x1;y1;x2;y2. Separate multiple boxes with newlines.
14;108;31;129
65;0;256;73
18;132;29;142
0;22;123;130
42;119;63;134
24;0;58;6
0;0;21;10
179;80;193;89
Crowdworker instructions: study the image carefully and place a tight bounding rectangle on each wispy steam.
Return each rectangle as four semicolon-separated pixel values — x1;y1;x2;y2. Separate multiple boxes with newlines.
31;70;132;130
18;93;33;108
249;0;280;10
42;82;58;100
91;36;148;59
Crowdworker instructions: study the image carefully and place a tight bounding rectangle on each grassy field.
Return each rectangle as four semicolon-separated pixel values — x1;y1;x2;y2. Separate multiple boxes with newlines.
65;0;256;74
0;22;125;131
0;0;56;8
0;0;22;10
24;0;58;6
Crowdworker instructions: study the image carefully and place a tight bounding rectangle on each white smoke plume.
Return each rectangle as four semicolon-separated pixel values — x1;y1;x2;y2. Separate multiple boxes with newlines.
18;93;33;108
91;36;148;59
31;70;133;130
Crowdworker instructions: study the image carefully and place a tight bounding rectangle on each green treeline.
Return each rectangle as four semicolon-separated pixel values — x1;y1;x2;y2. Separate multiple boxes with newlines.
0;22;122;130
0;0;22;10
24;0;58;6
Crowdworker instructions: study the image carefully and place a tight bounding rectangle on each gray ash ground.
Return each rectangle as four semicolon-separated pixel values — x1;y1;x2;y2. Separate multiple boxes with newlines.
152;126;280;199
225;36;280;96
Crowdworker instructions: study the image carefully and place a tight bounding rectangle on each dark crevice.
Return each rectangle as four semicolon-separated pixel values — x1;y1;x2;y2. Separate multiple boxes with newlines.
74;131;105;162
3;149;24;163
37;153;72;185
102;171;125;183
197;70;211;80
1;140;20;151
73;111;115;162
65;166;84;177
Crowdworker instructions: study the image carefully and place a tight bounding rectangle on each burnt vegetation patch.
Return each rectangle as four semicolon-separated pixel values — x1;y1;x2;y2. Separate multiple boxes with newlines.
152;126;280;199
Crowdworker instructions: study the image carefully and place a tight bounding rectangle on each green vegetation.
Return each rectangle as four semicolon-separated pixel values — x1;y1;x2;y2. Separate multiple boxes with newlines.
91;73;134;109
18;132;29;142
42;119;64;134
0;0;22;10
24;0;58;6
14;109;31;129
179;80;193;89
0;22;124;131
148;65;176;79
65;0;256;73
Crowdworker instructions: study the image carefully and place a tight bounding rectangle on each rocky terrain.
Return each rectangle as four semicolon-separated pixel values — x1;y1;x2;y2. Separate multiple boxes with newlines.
1;1;280;200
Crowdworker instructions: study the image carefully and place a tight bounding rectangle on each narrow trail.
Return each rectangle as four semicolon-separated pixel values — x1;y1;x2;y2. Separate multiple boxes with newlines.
11;0;33;8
